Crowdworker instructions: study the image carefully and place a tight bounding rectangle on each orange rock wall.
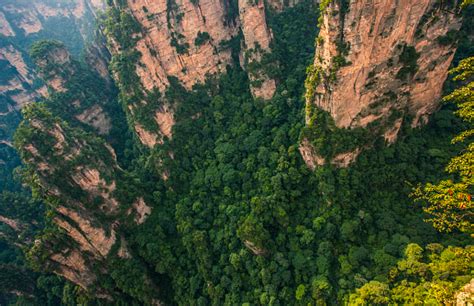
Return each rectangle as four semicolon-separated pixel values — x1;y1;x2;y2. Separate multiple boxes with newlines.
309;0;461;131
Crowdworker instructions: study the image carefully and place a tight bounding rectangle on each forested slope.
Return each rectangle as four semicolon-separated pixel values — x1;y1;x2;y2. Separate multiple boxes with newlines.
1;0;472;305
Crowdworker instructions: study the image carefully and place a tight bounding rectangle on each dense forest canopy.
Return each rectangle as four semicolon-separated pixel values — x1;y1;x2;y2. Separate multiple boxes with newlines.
0;0;472;305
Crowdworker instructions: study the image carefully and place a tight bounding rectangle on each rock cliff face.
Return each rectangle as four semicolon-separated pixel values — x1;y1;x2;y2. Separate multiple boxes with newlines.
15;104;157;301
9;29;161;300
16;107;115;289
239;0;277;100
302;0;462;167
119;0;237;93
0;0;107;179
0;0;105;108
31;42;113;135
0;45;43;108
106;0;278;147
455;279;474;306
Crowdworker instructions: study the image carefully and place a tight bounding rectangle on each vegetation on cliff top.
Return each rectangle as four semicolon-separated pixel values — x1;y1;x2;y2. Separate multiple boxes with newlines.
0;0;472;305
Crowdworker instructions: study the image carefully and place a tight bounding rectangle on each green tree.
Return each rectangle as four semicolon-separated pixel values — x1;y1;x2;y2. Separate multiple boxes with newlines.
413;57;474;235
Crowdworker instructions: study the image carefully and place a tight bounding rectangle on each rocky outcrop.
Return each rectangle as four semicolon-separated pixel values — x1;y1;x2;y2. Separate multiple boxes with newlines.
0;215;23;232
0;0;105;106
15;104;157;300
0;11;14;36
299;138;325;170
17;110;119;290
121;0;237;93
0;45;41;108
30;42;113;135
134;124;159;148
455;279;474;306
33;43;72;92
0;0;107;162
302;0;462;168
106;0;278;147
244;240;268;256
106;0;237;147
239;0;277;100
85;42;113;83
0;0;104;36
130;198;152;224
76;105;112;135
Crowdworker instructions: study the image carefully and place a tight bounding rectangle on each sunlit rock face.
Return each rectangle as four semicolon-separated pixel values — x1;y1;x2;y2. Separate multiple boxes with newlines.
106;0;280;147
310;0;461;130
112;0;276;96
239;0;277;100
302;0;462;168
119;0;237;93
15;105;155;300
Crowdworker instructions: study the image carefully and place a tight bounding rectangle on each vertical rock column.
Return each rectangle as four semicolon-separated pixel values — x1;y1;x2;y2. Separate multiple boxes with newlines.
301;0;462;168
238;0;277;100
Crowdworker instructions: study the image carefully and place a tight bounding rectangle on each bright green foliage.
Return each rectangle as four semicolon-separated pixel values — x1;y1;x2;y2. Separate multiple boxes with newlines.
462;0;474;8
349;281;390;305
350;244;473;305
413;57;474;235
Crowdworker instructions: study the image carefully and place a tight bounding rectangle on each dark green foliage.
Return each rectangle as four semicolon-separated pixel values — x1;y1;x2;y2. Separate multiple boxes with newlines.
109;2;469;304
30;40;66;61
223;0;239;26
302;106;369;159
0;60;18;83
170;33;190;54
136;44;468;305
104;8;141;49
194;31;211;47
3;0;473;304
437;29;459;46
396;44;420;80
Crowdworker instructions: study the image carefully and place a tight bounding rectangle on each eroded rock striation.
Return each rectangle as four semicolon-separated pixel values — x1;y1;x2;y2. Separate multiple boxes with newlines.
302;0;462;168
0;0;107;173
14;104;157;301
106;0;278;147
0;0;106;108
239;0;277;100
31;41;113;135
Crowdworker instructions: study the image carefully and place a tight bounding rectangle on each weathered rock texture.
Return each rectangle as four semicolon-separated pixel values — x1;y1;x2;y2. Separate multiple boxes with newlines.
15;106;155;300
0;0;105;107
455;278;474;306
17;112;117;290
31;43;113;135
302;0;462;168
121;0;236;92
0;214;30;246
0;0;106;162
310;0;461;129
107;0;277;147
239;0;277;100
33;44;72;92
0;45;42;108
